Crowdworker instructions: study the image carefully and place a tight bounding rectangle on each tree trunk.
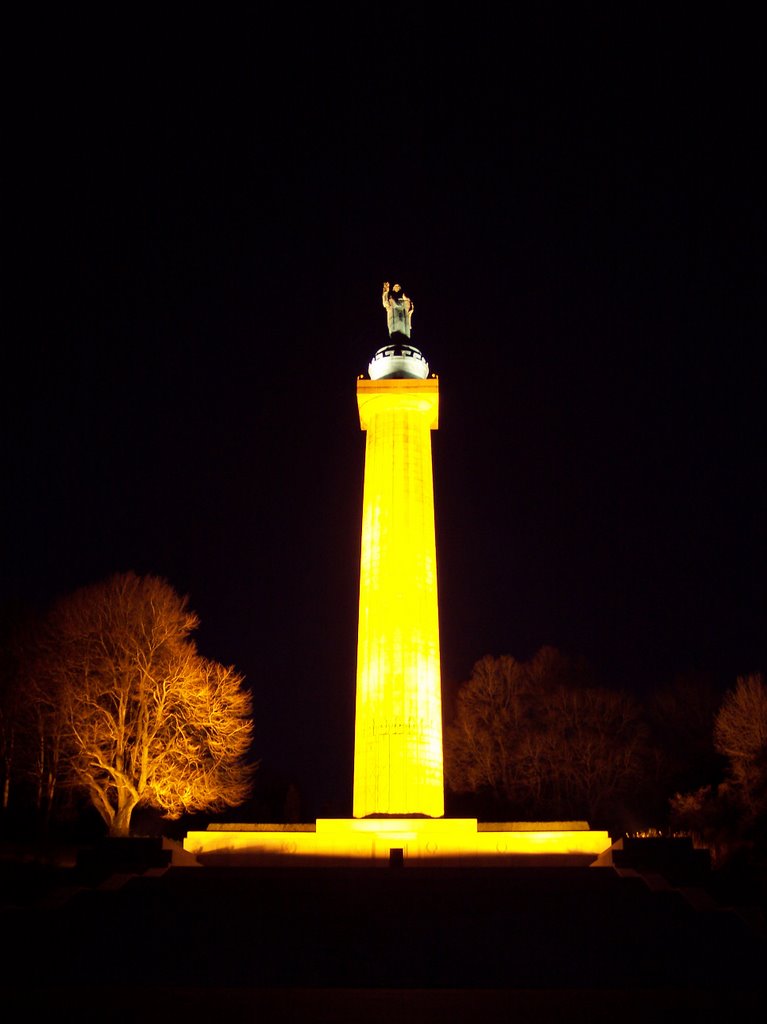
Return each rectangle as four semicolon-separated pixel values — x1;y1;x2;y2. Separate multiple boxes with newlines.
110;808;133;837
110;786;137;836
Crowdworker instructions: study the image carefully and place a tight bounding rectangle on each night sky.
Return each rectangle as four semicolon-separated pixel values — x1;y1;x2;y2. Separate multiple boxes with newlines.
4;9;765;817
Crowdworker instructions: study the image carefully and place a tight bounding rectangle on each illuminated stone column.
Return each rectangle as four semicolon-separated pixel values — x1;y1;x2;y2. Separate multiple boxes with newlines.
353;284;444;818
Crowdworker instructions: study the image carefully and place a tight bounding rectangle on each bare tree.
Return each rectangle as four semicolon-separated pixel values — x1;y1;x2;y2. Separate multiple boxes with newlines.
42;572;256;836
545;687;646;820
0;603;46;817
445;648;647;822
0;661;21;813
714;673;767;816
23;664;69;828
445;654;538;805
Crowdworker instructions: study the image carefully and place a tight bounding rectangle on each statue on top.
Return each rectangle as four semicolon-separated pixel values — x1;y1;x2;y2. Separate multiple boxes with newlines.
382;282;414;339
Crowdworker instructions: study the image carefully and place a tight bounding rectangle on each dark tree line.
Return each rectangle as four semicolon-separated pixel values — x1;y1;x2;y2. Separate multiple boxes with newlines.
444;647;765;864
670;673;767;867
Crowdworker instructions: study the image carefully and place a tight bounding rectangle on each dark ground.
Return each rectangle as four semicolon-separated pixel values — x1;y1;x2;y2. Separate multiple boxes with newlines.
1;842;765;1022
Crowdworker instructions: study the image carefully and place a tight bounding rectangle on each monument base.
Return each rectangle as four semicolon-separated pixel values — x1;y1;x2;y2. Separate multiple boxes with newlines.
183;818;613;865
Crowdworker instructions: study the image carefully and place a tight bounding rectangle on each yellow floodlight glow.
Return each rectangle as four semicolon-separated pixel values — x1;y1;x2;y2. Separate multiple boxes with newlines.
353;378;444;818
183;818;613;862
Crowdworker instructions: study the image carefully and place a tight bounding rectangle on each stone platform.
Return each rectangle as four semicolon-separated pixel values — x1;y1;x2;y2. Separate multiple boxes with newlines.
183;818;612;865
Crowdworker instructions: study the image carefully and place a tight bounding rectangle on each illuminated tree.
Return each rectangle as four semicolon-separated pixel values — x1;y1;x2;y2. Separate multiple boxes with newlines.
714;673;767;816
42;572;256;836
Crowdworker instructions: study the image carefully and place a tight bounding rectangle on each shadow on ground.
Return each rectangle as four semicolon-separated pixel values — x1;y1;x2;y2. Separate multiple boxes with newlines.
1;844;765;1021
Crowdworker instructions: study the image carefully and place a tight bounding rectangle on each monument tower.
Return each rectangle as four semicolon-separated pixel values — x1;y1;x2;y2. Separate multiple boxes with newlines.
353;282;443;817
184;285;611;861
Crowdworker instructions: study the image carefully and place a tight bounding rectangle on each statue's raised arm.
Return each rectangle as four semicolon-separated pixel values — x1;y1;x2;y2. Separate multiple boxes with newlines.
381;281;414;339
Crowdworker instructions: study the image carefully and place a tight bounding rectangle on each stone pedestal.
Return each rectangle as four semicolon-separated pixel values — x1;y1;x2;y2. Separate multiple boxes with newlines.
183;818;612;865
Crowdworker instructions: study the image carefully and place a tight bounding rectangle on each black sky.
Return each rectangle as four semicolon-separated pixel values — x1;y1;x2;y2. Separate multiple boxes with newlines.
4;7;765;816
